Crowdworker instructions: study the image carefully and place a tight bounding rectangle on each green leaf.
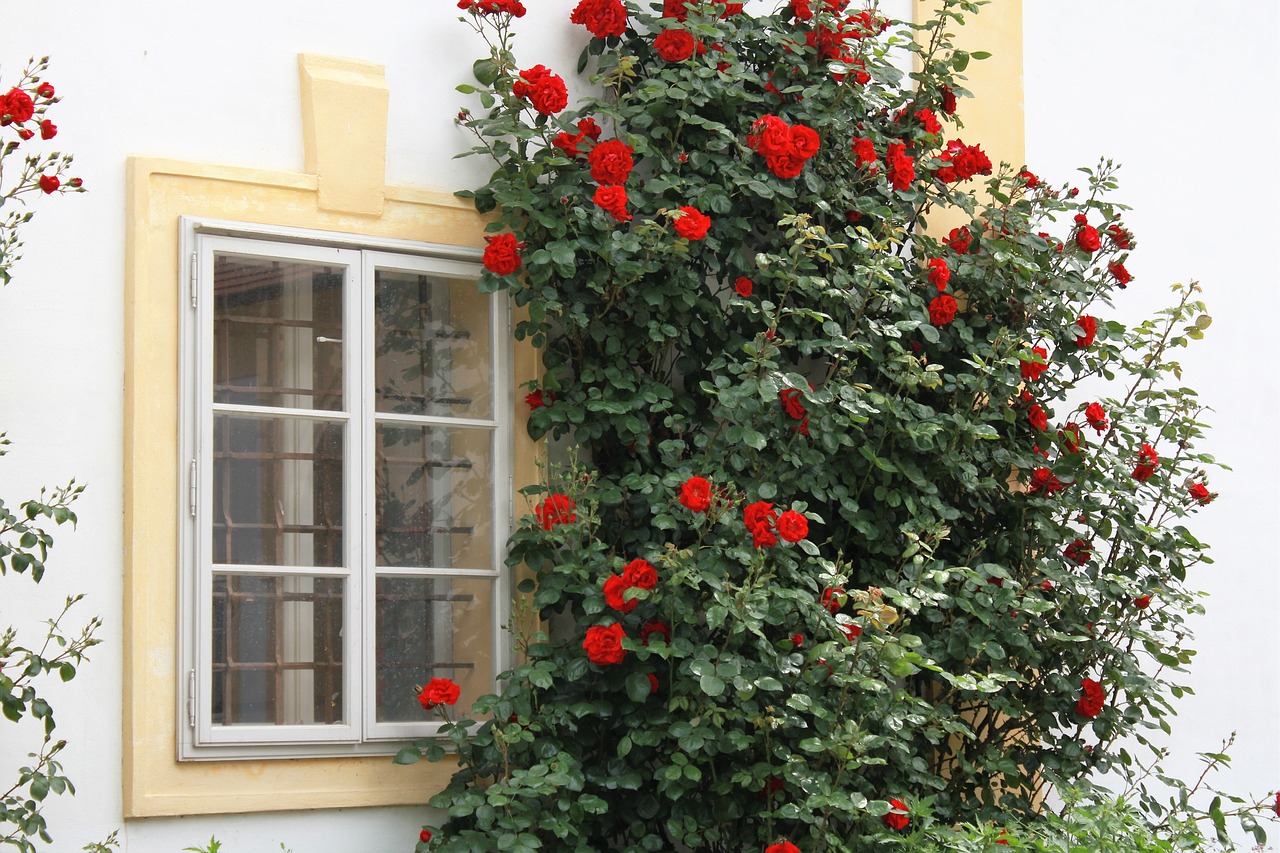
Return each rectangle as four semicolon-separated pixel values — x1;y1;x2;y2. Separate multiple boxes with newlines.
698;674;725;697
394;747;422;765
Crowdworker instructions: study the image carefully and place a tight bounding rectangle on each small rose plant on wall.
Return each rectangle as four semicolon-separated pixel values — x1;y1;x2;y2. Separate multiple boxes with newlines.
398;1;1275;850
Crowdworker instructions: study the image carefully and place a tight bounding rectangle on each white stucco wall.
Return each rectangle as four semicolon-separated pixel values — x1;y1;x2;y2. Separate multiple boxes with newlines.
1025;0;1280;836
0;1;1274;851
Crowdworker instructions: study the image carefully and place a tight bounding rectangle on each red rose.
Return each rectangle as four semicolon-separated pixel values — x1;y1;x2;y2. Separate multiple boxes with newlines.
512;65;568;115
779;387;807;420
1075;677;1105;718
39;119;56;140
3;88;34;125
38;174;59;194
928;293;957;326
1108;261;1132;286
640;620;671;645
882;798;910;831
1018;169;1039;188
603;574;638;612
482;233;524;276
588;138;635;185
1272;791;1279;818
1084;402;1109;434
1029;466;1063;496
775;509;809;543
1188;482;1213;505
679;475;713;512
885;141;915;190
935;139;991;182
570;0;628;38
842;622;862;641
940;85;957;114
458;0;527;14
35;82;54;99
947;226;972;254
995;829;1010;845
1020;345;1048;381
1063;538;1091;565
417;677;461;710
852;137;876;165
535;493;577;529
673;206;711;240
654;28;697;62
765;843;800;853
1059;422;1084;453
419;829;432;843
1074;315;1098;348
722;3;744;15
735;277;753;298
1134;595;1151;610
583;623;627;665
646;673;659;694
791;633;804;648
1075;223;1101;254
663;0;690;20
1132;443;1159;483
789;0;813;20
926;257;950;291
1028;403;1047;431
744;500;778;549
17;128;33;141
1040;580;1054;591
789;124;820;159
593;185;631;222
622;558;658;590
915;108;942;135
525;389;550;410
820;586;845;614
1107;223;1133;250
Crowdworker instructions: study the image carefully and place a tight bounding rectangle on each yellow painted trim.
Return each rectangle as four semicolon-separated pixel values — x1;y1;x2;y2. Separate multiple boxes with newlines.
122;149;535;816
299;54;389;216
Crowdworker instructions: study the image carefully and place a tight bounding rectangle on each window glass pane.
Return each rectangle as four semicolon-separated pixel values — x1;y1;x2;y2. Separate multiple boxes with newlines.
212;414;345;567
374;268;491;419
374;576;494;723
214;254;345;411
212;574;344;726
375;423;492;570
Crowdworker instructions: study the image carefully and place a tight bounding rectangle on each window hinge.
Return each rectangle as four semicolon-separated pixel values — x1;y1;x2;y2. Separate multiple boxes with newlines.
188;459;197;518
187;669;196;729
189;251;198;308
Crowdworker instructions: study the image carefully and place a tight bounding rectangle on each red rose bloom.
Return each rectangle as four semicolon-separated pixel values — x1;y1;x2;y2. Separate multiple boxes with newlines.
593;185;631;222
744;500;778;549
790;124;820;159
1084;402;1109;434
1029;466;1063;496
603;574;638;612
622;558;658;590
483;233;524;275
820;586;845;614
588;138;635;186
915;108;942;135
1108;261;1132;286
535;493;577;529
852;137;877;166
417;677;461;710
947;226;972;254
3;88;34;125
1075;677;1105;718
39;119;56;140
1107;223;1134;250
1018;169;1039;188
35;82;54;99
1188;482;1213;505
654;28;697;62
458;0;527;14
640;620;671;645
775;509;809;543
885;141;915;190
1064;538;1091;565
38;174;59;194
570;0;628;38
1134;594;1151;610
882;798;910;831
646;673;660;693
1028;403;1048;431
1059;422;1084;453
748;115;792;158
842;622;862;641
1075;223;1101;254
934;139;992;182
926;258;950;291
583;623;627;665
1074;315;1098;348
1020;345;1049;381
791;633;804;648
765;843;799;853
419;829;432;843
525;389;550;410
512;65;568;115
673;206;711;240
940;85;957;115
1132;443;1159;483
779;387;807;420
663;0;689;20
680;475;713;512
735;276;753;297
928;293;957;326
17;128;33;141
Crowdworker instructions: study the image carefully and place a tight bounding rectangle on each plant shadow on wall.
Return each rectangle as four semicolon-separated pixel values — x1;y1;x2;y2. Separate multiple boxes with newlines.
0;59;113;853
396;1;1279;850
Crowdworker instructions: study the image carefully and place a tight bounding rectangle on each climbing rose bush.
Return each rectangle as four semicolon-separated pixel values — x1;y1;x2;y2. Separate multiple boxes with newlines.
397;1;1267;851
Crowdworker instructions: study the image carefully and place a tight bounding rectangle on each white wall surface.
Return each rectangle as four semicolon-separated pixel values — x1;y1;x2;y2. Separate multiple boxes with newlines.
0;1;1274;851
1025;0;1280;839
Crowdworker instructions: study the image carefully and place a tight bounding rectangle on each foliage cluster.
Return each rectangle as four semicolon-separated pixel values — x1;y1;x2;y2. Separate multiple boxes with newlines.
398;1;1264;850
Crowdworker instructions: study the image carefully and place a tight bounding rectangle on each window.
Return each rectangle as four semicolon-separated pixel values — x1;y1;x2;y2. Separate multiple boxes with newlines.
179;220;512;757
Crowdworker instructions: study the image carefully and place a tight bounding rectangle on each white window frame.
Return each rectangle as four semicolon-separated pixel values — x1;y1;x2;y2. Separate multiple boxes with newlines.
177;217;513;760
